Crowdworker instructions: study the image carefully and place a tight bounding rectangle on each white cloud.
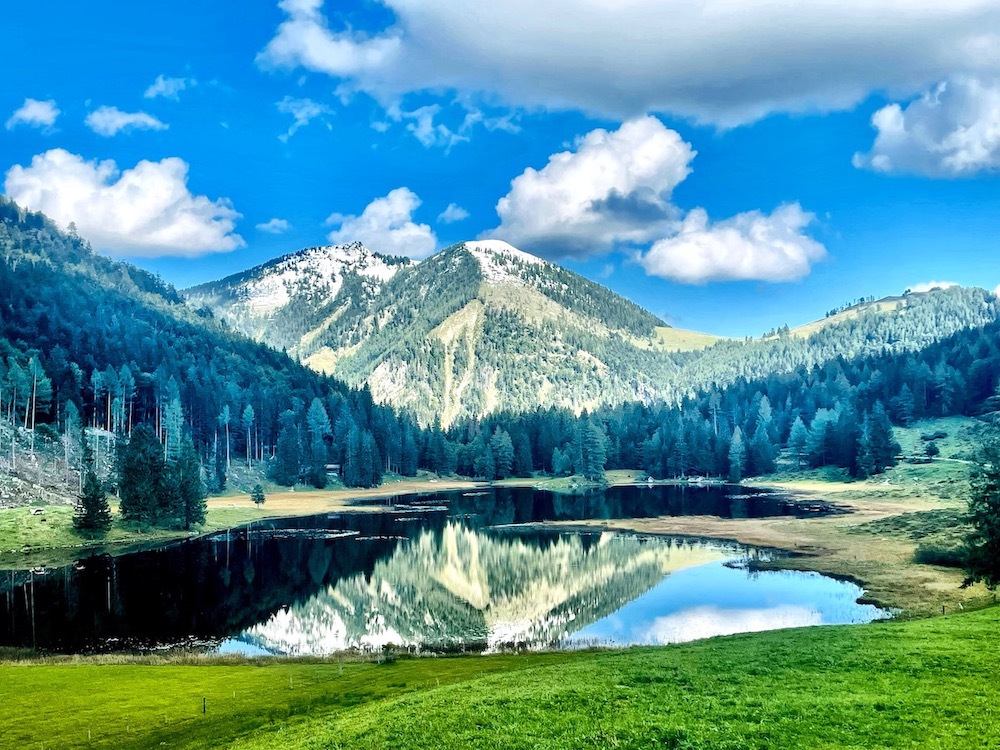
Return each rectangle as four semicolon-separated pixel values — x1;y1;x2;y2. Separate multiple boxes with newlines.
388;104;466;149
485;116;693;257
144;75;194;100
277;96;334;141
4;149;243;257
326;187;436;259
257;218;292;234
257;0;1000;126
437;203;469;224
639;203;826;284
85;106;168;137
6;99;60;131
854;77;1000;176
906;280;959;294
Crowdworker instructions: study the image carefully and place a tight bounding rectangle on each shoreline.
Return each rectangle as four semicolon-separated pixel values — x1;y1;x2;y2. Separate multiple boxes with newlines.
0;471;987;617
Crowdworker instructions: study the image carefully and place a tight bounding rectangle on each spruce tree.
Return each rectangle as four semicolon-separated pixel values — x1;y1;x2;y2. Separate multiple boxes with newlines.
73;435;112;535
728;427;746;483
788;416;809;469
490;429;515;479
118;424;164;532
272;411;301;486
965;428;1000;589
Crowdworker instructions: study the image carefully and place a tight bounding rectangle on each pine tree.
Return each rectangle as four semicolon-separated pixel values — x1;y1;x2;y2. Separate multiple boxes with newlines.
965;428;1000;589
272;411;301;486
512;432;533;477
869;401;900;473
117;424;164;532
728;427;746;483
305;398;331;488
855;413;876;479
73;435;111;534
172;435;206;529
748;421;776;476
250;484;266;505
490;429;515;479
788;416;809;470
581;421;608;481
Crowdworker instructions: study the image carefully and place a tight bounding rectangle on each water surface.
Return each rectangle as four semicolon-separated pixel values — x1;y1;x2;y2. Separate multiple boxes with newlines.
0;485;883;655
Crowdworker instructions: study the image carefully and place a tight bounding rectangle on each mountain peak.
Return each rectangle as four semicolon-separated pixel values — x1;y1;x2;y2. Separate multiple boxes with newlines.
460;240;547;285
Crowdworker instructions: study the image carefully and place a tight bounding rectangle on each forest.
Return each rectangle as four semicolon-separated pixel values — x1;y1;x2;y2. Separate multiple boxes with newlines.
3;197;1000;524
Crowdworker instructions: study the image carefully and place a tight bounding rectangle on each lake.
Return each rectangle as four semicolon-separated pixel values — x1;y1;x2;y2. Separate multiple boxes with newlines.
0;484;887;655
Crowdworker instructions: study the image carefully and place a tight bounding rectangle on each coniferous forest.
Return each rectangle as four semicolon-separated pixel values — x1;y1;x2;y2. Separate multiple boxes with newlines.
4;197;1000;529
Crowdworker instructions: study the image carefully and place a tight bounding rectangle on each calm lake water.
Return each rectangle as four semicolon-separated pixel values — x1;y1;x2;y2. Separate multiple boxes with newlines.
0;485;887;655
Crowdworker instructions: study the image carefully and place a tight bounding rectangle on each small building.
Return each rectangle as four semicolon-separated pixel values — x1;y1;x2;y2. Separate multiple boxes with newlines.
324;463;341;478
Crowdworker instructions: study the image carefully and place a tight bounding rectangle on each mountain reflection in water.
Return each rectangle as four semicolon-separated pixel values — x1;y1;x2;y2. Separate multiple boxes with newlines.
0;485;879;655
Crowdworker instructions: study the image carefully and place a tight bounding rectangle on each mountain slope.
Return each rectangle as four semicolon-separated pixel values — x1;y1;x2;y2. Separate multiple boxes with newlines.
185;242;413;353
0;197;421;495
188;237;1000;426
191;241;699;425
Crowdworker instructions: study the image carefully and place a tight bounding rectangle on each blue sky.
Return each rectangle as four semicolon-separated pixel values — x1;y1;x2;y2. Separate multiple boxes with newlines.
4;0;1000;336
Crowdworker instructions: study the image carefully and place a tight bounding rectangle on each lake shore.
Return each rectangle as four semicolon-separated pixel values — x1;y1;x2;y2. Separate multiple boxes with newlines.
0;467;986;618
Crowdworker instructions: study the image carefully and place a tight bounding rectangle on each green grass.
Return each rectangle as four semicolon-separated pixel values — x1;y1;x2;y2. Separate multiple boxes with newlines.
5;609;1000;749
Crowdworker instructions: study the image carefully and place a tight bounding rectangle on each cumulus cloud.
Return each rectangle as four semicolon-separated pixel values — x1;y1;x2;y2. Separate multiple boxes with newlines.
6;98;60;131
437;203;469;224
485;116;693;257
257;218;291;234
277;96;333;141
639;204;826;284
853;77;1000;176
4;149;243;257
85;106;168;137
257;0;1000;126
906;280;959;294
144;75;194;100
327;187;436;258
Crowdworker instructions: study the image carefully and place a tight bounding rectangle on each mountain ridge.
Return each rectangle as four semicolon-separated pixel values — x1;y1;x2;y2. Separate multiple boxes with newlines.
186;238;1000;426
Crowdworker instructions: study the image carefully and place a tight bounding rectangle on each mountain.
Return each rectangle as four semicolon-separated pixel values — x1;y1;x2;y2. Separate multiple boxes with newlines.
184;242;413;353
189;238;999;426
0;198;423;497
188;240;720;425
241;524;725;655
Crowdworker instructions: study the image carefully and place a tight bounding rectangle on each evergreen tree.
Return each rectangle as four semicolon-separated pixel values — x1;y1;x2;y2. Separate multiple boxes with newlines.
73;436;111;534
728;427;746;483
490;429;515;479
748;421;776;476
306;398;331;488
869;401;900;473
163;435;206;529
474;445;497;481
250;484;266;505
271;411;300;486
581;420;608;481
788;416;809;470
512;431;533;477
965;428;1000;589
855;413;876;479
118;424;164;532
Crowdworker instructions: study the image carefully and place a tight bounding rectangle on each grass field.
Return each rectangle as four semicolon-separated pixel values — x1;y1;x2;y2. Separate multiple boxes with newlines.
3;607;999;749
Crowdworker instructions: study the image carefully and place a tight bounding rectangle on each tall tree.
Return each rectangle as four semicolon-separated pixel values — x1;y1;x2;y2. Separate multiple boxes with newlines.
73;435;111;534
965;427;1000;589
117;425;164;532
728;427;746;484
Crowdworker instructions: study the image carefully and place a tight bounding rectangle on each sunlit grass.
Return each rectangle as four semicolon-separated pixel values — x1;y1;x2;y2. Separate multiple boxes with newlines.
3;609;999;749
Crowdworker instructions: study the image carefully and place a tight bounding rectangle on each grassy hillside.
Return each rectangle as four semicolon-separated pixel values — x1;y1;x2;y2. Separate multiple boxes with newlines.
4;608;999;748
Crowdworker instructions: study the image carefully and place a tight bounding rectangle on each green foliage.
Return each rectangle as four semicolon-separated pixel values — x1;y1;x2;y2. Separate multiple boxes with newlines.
250;483;266;505
72;467;111;534
965;426;1000;589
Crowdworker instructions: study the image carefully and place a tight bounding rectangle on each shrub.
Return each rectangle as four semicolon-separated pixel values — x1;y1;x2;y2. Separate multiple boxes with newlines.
914;543;966;568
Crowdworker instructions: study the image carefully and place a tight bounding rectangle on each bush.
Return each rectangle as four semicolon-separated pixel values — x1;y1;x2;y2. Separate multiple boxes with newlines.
920;430;948;441
924;441;941;457
914;543;966;568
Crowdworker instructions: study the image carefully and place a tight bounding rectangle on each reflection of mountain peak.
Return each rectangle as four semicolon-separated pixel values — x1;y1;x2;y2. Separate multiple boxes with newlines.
245;523;728;655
